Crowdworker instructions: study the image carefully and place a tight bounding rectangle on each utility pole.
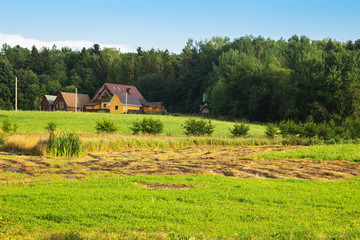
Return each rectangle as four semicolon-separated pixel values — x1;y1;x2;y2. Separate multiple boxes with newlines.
125;91;128;114
125;88;131;114
75;88;77;112
15;77;17;112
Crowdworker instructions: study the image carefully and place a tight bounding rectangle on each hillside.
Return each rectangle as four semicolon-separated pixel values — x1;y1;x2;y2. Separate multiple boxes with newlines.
0;110;266;137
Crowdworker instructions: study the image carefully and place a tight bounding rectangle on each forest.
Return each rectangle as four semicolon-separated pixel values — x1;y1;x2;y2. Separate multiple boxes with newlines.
1;35;360;123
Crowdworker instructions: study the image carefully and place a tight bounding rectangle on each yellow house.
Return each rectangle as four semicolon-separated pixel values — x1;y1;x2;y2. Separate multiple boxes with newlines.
108;92;142;113
84;83;158;114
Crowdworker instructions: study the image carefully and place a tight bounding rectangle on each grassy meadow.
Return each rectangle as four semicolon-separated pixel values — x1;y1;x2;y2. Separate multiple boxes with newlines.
251;144;360;162
1;110;360;239
1;175;360;239
0;110;266;137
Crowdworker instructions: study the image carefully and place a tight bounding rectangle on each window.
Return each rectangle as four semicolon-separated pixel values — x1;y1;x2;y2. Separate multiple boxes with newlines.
58;102;64;109
117;87;120;90
115;106;119;110
103;103;106;108
113;87;116;90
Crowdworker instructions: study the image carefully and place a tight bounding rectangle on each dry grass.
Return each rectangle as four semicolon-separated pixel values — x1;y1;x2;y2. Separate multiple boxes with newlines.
1;146;359;183
1;133;281;157
2;134;48;155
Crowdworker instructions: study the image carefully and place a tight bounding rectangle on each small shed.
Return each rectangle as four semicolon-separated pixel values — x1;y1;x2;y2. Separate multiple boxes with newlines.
40;95;57;111
199;104;210;114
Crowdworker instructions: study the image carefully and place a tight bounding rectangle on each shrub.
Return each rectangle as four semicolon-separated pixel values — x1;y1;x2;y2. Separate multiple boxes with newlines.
299;121;318;138
95;119;118;133
182;118;215;136
334;125;345;138
230;123;250;137
344;118;360;139
45;121;57;134
130;117;164;135
278;120;298;137
317;122;334;140
160;108;168;115
265;123;278;138
1;118;17;133
48;132;83;157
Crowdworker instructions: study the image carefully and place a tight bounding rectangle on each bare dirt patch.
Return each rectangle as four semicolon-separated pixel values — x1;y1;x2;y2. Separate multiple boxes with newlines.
1;146;360;182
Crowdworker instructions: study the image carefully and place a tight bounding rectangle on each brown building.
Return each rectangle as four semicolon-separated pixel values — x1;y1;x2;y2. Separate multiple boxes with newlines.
53;92;91;112
199;104;210;114
40;95;57;111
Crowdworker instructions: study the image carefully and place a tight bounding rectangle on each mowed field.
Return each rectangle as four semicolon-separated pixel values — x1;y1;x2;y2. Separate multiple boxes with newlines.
0;111;360;239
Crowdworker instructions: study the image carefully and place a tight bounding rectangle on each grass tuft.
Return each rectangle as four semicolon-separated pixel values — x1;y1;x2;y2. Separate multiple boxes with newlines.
49;132;83;157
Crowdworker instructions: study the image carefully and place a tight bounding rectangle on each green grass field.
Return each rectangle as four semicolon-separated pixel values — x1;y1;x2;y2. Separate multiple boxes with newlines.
1;175;359;239
1;110;360;239
0;110;266;137
252;144;360;162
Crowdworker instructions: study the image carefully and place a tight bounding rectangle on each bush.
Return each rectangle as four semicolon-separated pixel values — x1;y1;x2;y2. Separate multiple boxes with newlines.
160;109;168;115
299;121;318;138
334;125;345;139
317;122;334;140
45;121;57;134
344;118;360;139
130;117;164;135
95;119;118;133
1;118;17;133
182;118;215;136
265;123;278;138
48;132;83;157
230;123;250;137
278;120;299;137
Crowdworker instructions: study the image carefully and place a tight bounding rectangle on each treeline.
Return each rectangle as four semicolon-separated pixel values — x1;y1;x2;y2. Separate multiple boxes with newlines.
1;35;360;122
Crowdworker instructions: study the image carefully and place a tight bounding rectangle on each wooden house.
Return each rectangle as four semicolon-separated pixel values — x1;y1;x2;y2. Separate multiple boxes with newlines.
199;104;210;114
40;95;57;111
53;92;91;112
84;83;163;114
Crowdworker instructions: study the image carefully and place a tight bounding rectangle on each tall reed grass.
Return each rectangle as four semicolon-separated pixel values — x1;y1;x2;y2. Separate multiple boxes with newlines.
48;132;83;157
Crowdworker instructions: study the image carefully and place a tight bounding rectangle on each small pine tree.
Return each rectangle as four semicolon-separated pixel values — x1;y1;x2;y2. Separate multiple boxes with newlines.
95;119;118;133
1;118;16;133
130;117;164;135
265;123;278;138
182;118;215;136
230;123;250;137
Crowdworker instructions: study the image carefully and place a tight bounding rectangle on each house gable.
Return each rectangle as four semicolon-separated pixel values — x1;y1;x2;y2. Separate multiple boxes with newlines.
53;93;67;111
41;95;57;111
108;93;141;113
53;92;90;111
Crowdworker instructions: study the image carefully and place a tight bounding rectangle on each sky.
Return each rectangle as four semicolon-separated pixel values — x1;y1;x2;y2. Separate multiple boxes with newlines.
0;0;360;53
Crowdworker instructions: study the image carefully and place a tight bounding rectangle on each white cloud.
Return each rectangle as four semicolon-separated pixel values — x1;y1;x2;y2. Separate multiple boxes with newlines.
0;33;135;52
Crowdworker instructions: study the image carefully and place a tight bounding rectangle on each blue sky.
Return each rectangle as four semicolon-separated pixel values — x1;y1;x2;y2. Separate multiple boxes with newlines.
0;0;359;53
